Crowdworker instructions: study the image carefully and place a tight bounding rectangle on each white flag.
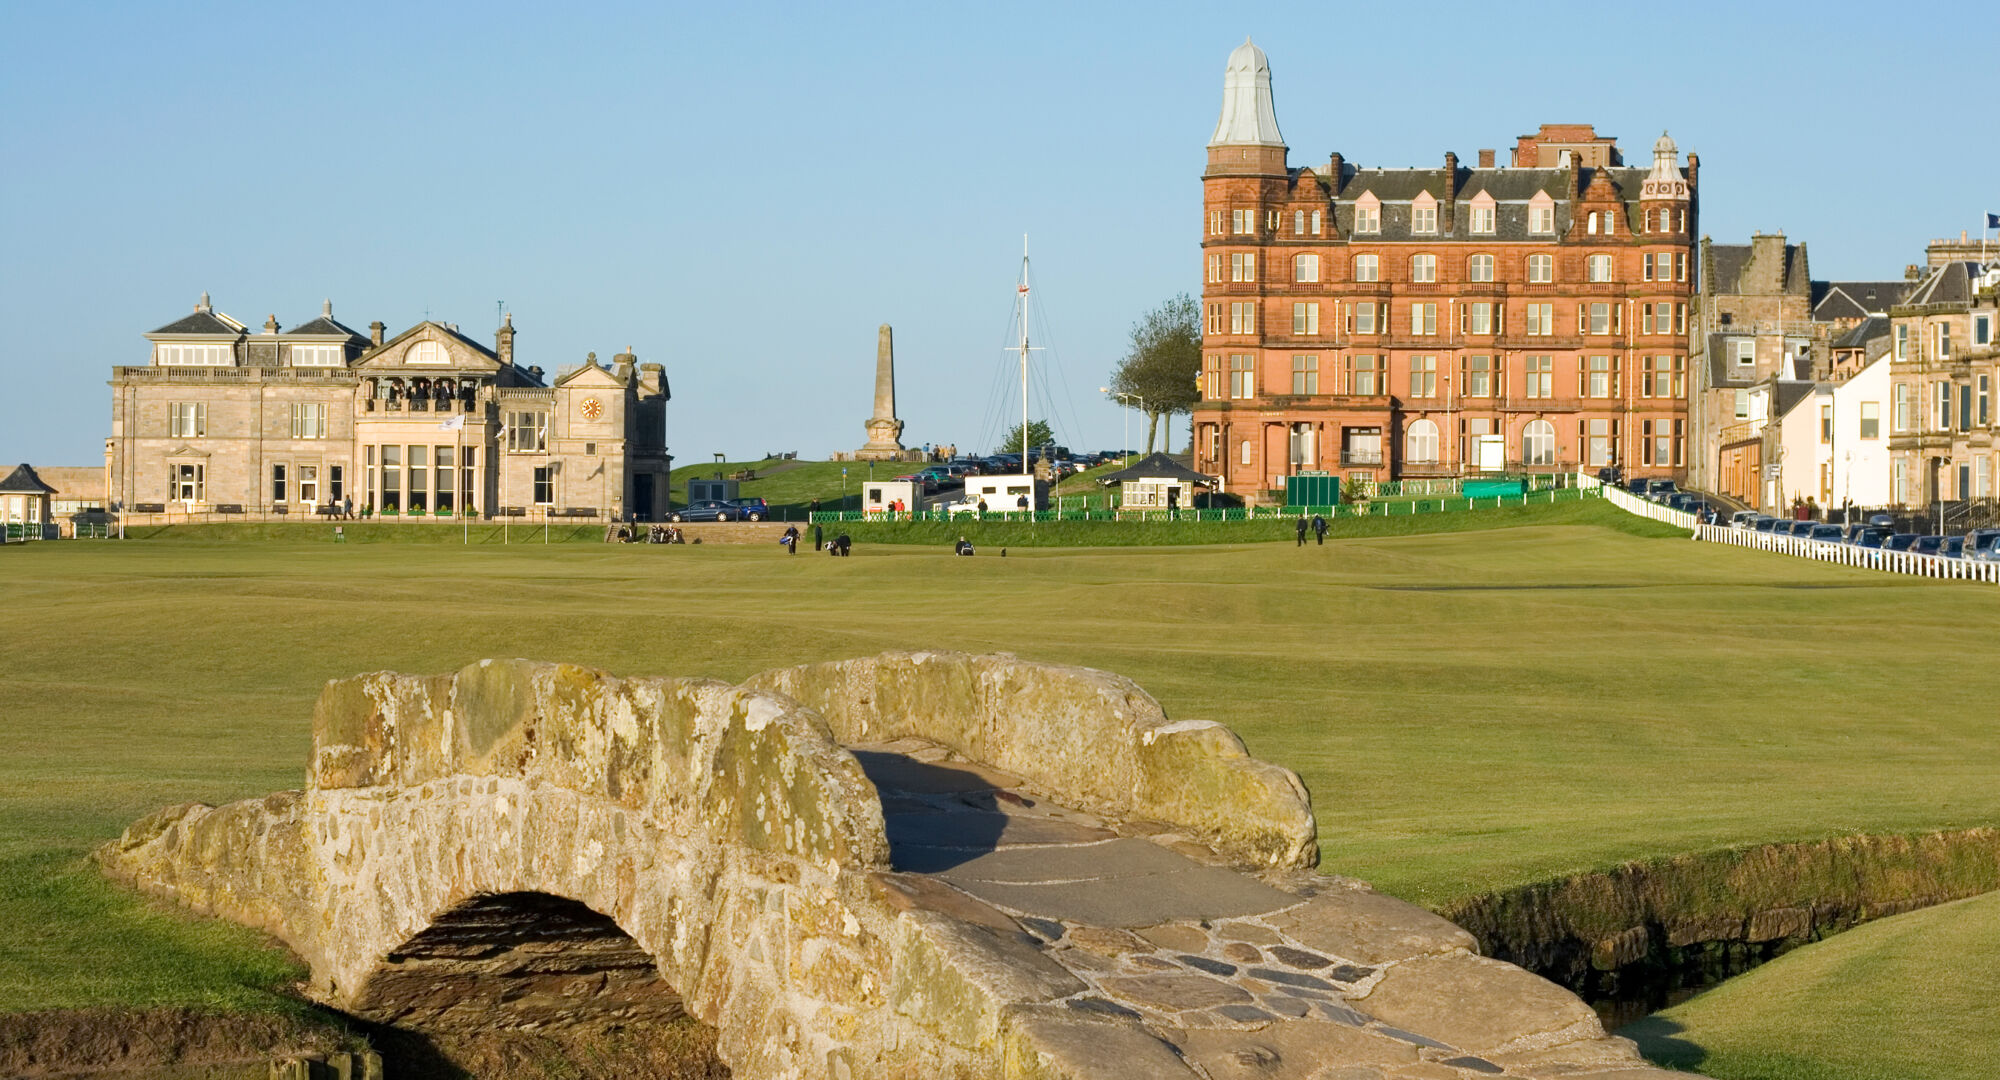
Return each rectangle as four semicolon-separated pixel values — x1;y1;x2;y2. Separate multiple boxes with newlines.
438;414;465;432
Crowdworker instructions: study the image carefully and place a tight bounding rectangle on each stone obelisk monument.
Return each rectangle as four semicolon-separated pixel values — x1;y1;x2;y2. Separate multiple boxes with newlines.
856;323;906;459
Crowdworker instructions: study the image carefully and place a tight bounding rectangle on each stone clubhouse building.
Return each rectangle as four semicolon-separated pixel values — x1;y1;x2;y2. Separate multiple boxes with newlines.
107;296;671;522
1192;40;1696;501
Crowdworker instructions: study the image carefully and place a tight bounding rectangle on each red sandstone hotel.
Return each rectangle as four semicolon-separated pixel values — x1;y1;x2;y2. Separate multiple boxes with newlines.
1192;40;1695;500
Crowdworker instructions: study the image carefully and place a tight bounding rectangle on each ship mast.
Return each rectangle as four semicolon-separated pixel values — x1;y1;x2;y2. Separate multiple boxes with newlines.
1012;236;1041;470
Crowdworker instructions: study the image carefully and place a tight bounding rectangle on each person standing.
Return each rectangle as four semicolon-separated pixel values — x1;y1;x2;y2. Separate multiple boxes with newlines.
811;522;823;552
1295;515;1308;547
1311;513;1328;545
780;525;799;554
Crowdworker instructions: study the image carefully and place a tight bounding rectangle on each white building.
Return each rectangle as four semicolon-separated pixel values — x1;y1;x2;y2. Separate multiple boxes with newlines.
1829;354;1893;510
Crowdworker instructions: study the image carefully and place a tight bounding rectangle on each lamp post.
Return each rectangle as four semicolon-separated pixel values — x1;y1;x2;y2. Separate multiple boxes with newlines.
1099;388;1143;465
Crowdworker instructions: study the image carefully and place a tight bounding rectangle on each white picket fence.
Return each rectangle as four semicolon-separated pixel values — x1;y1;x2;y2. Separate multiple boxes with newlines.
1574;473;1999;584
1694;524;2000;583
1575;472;1701;530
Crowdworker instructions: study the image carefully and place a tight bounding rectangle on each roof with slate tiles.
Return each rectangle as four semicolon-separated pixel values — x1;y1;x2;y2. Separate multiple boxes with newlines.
0;464;57;494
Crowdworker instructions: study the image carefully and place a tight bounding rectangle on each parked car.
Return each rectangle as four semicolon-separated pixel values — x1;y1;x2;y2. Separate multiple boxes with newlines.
1730;510;1760;529
1910;535;1946;556
727;498;769;521
1963;528;2000;561
1806;524;1845;542
668;499;745;522
1625;478;1650;495
1867;513;1896;529
1847;528;1889;548
1753;516;1784;533
1884;533;1921;552
893;473;939;493
1941;537;1965;558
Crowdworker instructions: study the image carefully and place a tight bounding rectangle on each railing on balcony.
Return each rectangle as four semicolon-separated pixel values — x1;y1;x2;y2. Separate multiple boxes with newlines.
1340;450;1384;466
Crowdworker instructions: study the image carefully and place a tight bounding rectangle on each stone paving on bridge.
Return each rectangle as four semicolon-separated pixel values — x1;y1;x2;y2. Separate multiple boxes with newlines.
857;738;1669;1080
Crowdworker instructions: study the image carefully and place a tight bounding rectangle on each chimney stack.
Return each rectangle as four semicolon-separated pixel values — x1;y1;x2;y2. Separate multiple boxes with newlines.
1442;152;1459;232
495;312;515;367
1326;152;1344;196
369;321;385;347
1477;148;1495;168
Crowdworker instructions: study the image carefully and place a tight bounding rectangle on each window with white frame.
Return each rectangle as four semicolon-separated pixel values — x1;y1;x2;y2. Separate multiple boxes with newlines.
1734;339;1756;368
1349;354;1379;395
1406;418;1439;463
1205;303;1223;334
1232;209;1252;234
1410;355;1437;397
1464;303;1493;335
299;465;319;504
1529;202;1555;234
1525;355;1552;398
1229;354;1255;399
1586;418;1614;466
1980;375;1990;426
1587;212;1599;235
271;462;288;504
1894;383;1910;431
1860;401;1880;439
156;343;233;366
1894;324;1909;361
505;409;548;452
1893;458;1907;504
404;341;447;365
288;344;343;366
1469;205;1495;234
1206;254;1222;283
1587;303;1612;335
1310;210;1322;235
1350;302;1378;335
1291;355;1318;394
1410;302;1437;335
1527;253;1553;283
1292;302;1319;335
1525;303;1552;336
1523;419;1556;465
1735;390;1751;419
1209;210;1223;235
1231;252;1256;282
1411;254;1436;282
1936;322;1952;359
1294;210;1305;235
1240;439;1253;466
1354;202;1380;233
1936;380;1952;430
290;402;328;439
1353;254;1379;281
1586;355;1612;397
1294;253;1319;282
1587;254;1614;282
168;401;206;438
1465;355;1493;396
172;462;204;501
1468;254;1494;282
1230;302;1256;334
1976;314;1992;346
1203;354;1220;398
1411;202;1437;234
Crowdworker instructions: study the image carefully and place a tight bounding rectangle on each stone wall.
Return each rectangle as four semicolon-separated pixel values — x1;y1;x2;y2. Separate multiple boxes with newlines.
745;651;1318;870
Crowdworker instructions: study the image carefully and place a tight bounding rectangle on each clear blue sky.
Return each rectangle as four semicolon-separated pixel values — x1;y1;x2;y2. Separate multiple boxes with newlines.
3;0;1994;466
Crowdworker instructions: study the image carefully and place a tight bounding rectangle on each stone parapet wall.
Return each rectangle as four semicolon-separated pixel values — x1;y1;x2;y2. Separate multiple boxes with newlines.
745;651;1318;870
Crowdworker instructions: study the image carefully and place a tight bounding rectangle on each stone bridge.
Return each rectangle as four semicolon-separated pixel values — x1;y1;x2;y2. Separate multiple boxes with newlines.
101;652;1680;1080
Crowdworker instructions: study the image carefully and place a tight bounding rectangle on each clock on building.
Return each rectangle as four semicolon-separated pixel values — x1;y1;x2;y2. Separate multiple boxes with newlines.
580;397;603;420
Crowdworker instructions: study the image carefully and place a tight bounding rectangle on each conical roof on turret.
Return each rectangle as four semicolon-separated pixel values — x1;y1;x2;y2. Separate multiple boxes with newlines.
1209;37;1285;148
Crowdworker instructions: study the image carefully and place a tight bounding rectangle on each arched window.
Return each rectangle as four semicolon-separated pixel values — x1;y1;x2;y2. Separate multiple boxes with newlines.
1468;254;1495;282
1294;253;1320;283
1587;255;1614;282
1411;253;1437;283
1528;254;1553;283
1587;212;1599;235
405;340;447;365
1406;419;1439;464
1353;254;1379;282
1522;419;1556;466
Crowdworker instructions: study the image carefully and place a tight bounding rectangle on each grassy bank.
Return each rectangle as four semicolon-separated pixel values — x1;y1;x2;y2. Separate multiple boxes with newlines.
834;497;1683;546
4;514;1998;1069
1626;889;2000;1080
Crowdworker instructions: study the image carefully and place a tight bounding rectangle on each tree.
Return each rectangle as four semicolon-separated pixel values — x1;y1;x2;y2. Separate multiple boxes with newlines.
1108;294;1201;454
997;420;1055;456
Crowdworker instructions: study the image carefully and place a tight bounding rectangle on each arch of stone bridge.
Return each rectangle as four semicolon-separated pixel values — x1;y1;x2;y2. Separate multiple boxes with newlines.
101;653;1686;1080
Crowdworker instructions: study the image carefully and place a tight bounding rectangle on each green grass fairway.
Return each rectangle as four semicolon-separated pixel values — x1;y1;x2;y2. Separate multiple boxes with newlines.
3;511;1998;1060
1626;889;2000;1080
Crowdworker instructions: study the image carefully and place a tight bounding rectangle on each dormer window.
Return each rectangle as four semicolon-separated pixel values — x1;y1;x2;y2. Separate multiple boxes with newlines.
1467;192;1497;235
156;344;233;366
1353;195;1381;234
1411;192;1438;234
289;345;343;367
1528;193;1556;235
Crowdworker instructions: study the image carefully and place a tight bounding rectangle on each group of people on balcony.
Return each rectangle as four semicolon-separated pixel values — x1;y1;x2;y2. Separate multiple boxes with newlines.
369;377;478;411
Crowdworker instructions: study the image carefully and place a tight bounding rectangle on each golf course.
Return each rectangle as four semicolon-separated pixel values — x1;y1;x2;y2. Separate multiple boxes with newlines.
2;500;1995;1079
